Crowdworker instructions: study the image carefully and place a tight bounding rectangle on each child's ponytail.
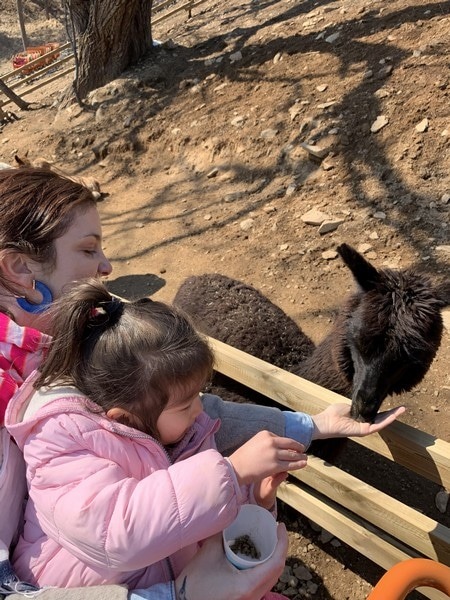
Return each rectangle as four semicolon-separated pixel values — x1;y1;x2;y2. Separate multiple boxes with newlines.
36;280;124;389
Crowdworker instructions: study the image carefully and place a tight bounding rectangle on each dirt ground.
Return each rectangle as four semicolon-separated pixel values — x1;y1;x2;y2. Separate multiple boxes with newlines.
1;0;450;598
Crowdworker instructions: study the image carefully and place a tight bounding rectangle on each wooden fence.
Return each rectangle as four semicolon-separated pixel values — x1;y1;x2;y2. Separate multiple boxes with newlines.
208;336;450;600
0;42;74;109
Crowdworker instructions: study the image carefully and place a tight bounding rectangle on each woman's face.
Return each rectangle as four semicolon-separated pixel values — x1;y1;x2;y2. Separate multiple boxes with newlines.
34;205;112;299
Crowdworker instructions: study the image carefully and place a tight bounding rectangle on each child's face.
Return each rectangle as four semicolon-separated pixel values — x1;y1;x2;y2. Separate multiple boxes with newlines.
157;391;203;445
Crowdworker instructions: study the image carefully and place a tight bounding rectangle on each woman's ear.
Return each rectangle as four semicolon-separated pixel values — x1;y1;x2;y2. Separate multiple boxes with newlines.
0;251;44;305
0;251;34;290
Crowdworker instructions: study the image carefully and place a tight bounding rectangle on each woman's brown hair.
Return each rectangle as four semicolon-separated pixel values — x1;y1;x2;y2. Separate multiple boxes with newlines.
36;279;214;440
0;167;96;296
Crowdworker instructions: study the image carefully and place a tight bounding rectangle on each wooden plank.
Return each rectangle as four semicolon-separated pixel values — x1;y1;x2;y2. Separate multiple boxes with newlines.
153;0;210;24
0;66;75;108
208;337;450;489
290;455;450;565
153;0;179;14
5;54;74;92
278;481;449;600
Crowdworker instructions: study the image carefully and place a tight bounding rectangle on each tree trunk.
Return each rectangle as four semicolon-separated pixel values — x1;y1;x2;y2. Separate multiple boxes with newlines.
65;0;154;101
16;0;29;50
0;80;30;111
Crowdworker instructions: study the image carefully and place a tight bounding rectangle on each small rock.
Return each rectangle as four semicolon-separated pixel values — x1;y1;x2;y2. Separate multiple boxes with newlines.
325;32;340;43
203;214;212;221
322;250;338;260
279;566;293;583
229;51;242;63
371;115;389;133
369;231;379;240
289;104;303;121
206;167;219;178
231;116;245;127
322;160;335;171
319;530;334;543
260;129;278;139
317;101;337;110
318;219;344;235
307;582;319;594
373;211;387;220
224;191;245;202
378;65;393;78
316;84;328;92
357;243;373;254
279;243;289;251
240;218;254;231
301;208;330;225
300;142;329;159
435;245;450;256
440;193;450;204
415;118;429;133
435;490;449;513
286;184;297;196
293;565;313;580
273;52;283;64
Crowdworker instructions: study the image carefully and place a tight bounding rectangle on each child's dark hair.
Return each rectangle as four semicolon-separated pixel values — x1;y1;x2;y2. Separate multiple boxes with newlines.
36;279;214;439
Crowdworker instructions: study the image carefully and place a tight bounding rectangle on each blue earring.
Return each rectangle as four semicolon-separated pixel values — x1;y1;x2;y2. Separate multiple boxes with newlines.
17;280;53;314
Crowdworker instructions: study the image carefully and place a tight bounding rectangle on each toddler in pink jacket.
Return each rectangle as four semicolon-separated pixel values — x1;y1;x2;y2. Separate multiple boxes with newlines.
6;279;306;598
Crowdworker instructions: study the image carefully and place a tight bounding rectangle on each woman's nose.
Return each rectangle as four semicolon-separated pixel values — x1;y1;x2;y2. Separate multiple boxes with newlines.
99;253;113;276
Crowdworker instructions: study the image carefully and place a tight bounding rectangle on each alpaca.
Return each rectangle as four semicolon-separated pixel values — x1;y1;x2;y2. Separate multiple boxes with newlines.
174;244;450;423
14;154;102;200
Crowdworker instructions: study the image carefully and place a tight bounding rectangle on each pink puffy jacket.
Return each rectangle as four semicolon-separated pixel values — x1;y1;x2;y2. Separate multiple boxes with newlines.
5;371;250;589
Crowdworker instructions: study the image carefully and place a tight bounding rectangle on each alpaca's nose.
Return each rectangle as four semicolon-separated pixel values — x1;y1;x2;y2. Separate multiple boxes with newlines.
351;388;382;423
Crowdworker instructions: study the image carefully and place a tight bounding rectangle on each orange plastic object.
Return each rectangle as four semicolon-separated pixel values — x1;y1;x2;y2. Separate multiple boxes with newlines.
367;558;450;600
12;42;60;74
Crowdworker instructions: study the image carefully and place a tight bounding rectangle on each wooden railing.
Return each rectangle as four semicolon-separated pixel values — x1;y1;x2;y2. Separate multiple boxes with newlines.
208;336;450;600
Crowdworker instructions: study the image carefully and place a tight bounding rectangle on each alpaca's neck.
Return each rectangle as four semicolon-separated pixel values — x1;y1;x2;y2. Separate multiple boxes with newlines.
293;319;353;397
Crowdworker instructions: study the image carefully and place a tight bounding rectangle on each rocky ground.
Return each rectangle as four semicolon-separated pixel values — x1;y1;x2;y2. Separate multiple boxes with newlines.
1;0;450;598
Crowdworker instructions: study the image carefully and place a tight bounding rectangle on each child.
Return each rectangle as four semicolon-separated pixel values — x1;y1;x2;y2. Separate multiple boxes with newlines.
6;279;306;596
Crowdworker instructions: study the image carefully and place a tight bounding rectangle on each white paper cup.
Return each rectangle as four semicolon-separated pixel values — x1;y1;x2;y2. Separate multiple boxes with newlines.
223;504;278;569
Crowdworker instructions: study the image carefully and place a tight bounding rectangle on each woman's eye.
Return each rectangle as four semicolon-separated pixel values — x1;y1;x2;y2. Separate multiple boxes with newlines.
83;249;96;256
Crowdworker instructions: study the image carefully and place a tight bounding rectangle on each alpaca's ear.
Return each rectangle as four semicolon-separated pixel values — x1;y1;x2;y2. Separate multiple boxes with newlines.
337;244;380;292
435;280;450;306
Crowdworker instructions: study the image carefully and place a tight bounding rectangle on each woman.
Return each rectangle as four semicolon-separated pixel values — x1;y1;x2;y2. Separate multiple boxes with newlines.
0;166;404;599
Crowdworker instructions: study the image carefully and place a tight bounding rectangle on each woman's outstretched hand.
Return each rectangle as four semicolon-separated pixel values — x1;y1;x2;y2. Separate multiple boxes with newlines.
311;403;406;441
229;430;307;486
174;524;289;600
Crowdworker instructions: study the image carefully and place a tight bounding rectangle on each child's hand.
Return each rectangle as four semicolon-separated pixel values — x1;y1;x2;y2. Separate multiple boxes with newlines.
229;430;307;486
254;472;289;510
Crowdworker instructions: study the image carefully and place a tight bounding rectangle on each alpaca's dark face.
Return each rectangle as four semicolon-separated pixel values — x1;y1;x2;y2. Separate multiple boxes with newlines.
338;244;449;423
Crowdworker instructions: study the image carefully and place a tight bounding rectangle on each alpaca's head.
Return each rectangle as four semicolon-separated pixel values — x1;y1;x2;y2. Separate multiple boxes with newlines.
337;244;450;423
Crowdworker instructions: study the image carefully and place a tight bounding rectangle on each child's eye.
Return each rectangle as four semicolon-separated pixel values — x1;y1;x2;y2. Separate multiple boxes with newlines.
83;249;96;256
